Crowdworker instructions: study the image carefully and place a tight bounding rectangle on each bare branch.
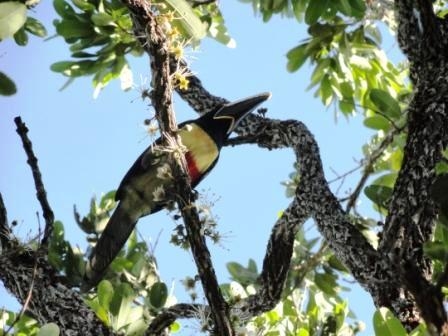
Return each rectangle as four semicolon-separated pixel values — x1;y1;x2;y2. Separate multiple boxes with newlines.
14;117;54;250
345;129;398;212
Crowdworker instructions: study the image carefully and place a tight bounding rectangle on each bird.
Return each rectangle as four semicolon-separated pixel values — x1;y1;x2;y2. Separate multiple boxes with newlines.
82;92;271;291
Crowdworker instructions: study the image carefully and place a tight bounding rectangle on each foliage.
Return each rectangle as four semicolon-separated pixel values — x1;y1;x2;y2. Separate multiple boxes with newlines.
0;0;47;95
49;0;234;95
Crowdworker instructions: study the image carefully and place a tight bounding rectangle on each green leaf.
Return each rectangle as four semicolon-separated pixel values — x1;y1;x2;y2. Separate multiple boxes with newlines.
164;0;207;41
13;26;28;45
207;12;236;48
0;1;27;39
364;115;390;131
55;19;94;39
37;323;60;336
409;324;428;336
373;307;407;336
424;241;448;262
364;185;393;207
314;272;338;295
0;71;17;96
51;61;76;73
305;0;329;25
25;17;47;37
227;261;258;285
319;75;333;106
297;328;310;336
327;255;348;273
286;44;308;72
338;0;352;16
248;259;258;273
348;0;366;17
53;0;76;18
71;51;96;58
71;0;96;11
372;172;397;188
110;283;134;330
170;321;181;332
291;0;306;21
149;282;168;309
98;280;114;310
91;13;116;26
369;89;401;119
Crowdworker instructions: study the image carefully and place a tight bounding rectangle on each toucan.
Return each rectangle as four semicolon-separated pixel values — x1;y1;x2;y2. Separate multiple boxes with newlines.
82;92;271;290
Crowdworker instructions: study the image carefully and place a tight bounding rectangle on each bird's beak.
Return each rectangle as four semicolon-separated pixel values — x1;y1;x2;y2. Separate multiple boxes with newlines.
213;92;271;134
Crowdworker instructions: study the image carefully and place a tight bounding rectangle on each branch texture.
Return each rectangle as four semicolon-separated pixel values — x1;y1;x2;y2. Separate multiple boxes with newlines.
123;1;233;334
14;117;55;249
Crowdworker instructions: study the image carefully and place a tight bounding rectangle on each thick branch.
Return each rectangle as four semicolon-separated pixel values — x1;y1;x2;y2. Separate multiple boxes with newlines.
14;117;54;249
1;118;113;334
145;304;209;335
123;2;233;334
131;2;448;332
0;193;11;250
173;68;421;328
377;1;448;331
0;250;112;335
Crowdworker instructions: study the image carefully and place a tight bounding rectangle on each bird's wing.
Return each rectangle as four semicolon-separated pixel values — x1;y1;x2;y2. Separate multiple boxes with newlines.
116;141;162;196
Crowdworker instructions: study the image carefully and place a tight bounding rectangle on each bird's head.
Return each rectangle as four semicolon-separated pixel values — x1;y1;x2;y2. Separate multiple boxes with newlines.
193;92;271;147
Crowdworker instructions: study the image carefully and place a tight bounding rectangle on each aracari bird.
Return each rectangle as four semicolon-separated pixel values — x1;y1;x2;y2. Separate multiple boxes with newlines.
83;92;271;290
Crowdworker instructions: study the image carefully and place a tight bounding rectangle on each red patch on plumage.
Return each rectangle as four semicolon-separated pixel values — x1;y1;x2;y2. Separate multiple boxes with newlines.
185;151;201;185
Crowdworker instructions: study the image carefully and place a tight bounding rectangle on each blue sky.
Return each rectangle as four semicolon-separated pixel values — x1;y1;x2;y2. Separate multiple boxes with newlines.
1;1;403;334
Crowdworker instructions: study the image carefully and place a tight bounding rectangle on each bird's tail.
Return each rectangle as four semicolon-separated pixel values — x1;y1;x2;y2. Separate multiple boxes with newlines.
82;202;138;292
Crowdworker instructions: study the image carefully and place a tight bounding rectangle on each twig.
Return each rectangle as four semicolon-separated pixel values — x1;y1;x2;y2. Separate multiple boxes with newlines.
345;129;398;212
351;102;404;133
14;117;54;250
328;162;363;184
0;193;11;250
291;241;329;288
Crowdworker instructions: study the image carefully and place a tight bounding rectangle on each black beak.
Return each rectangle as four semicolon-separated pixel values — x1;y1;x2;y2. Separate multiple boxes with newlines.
213;92;271;134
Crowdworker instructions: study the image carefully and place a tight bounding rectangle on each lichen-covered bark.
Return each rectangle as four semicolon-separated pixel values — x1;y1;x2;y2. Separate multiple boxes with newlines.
124;2;234;335
0;251;112;335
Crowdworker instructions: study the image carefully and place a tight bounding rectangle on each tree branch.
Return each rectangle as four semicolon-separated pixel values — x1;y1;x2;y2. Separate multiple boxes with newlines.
123;1;233;334
345;128;398;212
0;250;112;335
14;117;54;250
173;65;422;329
145;303;209;335
1;118;113;335
375;1;448;331
0;193;11;250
